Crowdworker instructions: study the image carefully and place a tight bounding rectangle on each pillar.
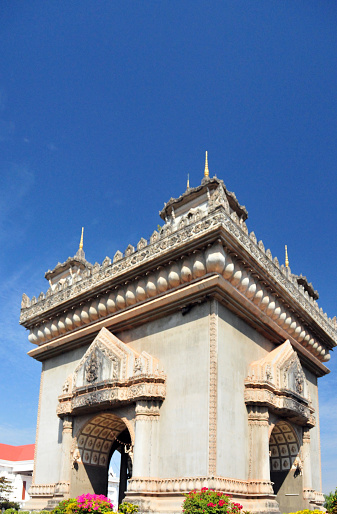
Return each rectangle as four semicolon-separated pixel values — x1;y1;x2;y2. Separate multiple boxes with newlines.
247;406;274;495
302;428;314;503
132;400;160;478
55;416;73;498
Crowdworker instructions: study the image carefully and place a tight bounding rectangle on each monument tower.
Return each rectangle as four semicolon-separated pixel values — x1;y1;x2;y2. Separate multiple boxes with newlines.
20;155;334;513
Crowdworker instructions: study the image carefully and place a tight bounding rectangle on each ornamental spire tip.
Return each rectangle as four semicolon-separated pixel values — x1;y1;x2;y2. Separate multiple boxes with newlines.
79;227;84;251
285;245;289;268
204;151;209;178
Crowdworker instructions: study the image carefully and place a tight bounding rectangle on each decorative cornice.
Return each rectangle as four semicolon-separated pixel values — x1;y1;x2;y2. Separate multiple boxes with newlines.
25;243;332;370
21;203;336;362
245;387;315;427
57;380;166;417
127;476;274;497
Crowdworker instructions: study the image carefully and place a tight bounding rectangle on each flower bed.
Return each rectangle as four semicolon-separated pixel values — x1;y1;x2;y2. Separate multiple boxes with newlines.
52;494;114;514
183;488;244;514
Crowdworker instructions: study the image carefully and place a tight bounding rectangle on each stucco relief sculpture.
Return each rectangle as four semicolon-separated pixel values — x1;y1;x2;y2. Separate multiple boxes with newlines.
85;351;99;383
245;340;314;426
57;327;166;417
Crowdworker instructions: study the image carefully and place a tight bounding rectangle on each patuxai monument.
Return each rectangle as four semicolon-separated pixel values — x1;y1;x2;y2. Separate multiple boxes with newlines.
20;154;335;514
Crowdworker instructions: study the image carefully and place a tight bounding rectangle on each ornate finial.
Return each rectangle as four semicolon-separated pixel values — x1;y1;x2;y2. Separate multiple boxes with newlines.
79;227;84;251
285;245;289;268
187;173;190;189
204;151;209;178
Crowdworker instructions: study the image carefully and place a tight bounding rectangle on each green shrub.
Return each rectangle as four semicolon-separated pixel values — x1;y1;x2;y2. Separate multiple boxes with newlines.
119;502;139;514
325;488;337;514
183;488;244;514
1;503;20;511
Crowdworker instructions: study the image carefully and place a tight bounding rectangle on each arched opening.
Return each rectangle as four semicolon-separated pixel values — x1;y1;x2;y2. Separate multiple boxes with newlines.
108;428;133;506
269;421;304;513
71;413;133;508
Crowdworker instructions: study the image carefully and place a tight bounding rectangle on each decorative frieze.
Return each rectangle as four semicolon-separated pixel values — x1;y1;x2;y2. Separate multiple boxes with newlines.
25;240;331;364
20;196;336;353
127;476;274;496
29;483;59;497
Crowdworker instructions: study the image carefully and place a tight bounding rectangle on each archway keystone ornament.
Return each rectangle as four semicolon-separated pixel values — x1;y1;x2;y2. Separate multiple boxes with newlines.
57;327;166;417
244;340;315;427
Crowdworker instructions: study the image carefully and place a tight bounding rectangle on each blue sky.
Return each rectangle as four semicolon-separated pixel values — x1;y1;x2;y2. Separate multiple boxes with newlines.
0;0;336;494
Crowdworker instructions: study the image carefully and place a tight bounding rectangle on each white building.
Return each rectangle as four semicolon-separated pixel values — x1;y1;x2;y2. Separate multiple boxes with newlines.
0;444;34;508
108;468;119;511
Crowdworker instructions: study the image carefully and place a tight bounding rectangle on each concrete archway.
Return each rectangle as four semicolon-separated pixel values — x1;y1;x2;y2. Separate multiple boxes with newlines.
269;421;304;513
70;413;133;505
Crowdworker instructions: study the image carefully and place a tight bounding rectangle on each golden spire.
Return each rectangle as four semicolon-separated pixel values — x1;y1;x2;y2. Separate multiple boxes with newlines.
187;173;190;189
285;245;289;268
204;151;209;178
79;227;84;251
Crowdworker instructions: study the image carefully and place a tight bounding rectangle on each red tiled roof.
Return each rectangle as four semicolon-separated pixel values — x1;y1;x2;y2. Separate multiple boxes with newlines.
0;444;35;461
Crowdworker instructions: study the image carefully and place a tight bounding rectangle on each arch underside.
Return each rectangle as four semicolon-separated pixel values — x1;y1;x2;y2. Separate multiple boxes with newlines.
77;413;127;467
270;421;299;472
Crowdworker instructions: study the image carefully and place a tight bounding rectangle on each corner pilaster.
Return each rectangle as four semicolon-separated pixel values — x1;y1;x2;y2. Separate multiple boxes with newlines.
208;299;218;476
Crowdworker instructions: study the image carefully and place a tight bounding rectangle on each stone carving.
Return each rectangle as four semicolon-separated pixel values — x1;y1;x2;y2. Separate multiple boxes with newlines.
21;293;30;309
25;239;331;365
133;357;143;375
265;364;272;381
245;341;315;426
21;191;335;365
85;351;99;383
57;327;166;417
137;238;147;251
208;184;230;212
72;448;81;468
113;250;123;263
135;400;161;420
295;370;304;394
125;244;135;257
150;230;159;244
62;379;70;394
102;256;111;268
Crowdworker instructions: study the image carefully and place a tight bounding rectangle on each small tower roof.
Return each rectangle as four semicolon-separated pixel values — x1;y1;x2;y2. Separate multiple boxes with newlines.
160;176;248;221
44;228;92;283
